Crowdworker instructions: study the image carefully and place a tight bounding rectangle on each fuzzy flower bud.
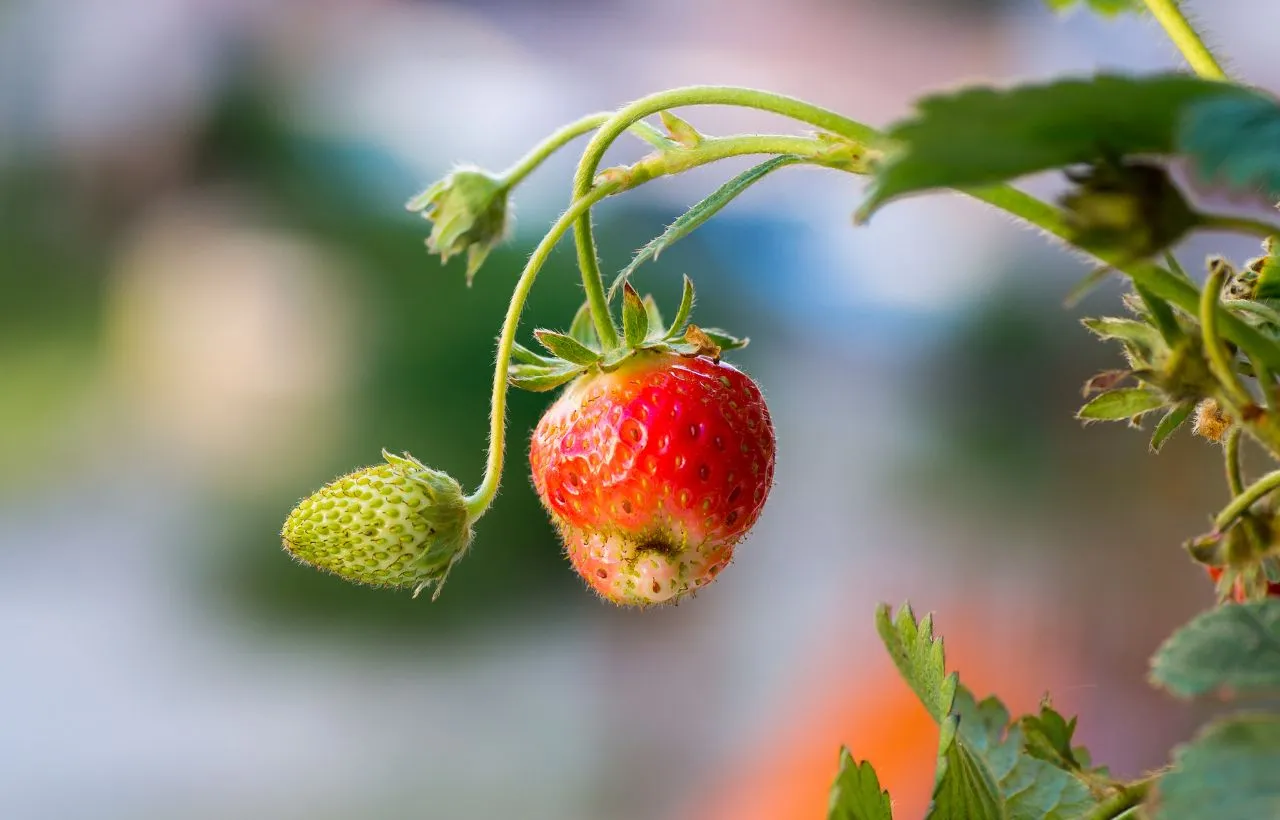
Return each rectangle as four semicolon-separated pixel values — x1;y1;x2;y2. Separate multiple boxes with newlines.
281;450;473;599
406;166;510;284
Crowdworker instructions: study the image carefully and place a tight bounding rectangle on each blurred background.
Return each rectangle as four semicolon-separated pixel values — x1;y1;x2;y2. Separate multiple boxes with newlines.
3;0;1279;817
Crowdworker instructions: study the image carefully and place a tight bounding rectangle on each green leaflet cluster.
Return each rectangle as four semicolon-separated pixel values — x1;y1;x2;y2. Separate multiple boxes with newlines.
827;606;1120;820
508;276;748;392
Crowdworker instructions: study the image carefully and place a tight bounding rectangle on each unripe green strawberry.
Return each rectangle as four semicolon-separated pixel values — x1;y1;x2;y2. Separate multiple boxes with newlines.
529;352;776;606
282;450;473;599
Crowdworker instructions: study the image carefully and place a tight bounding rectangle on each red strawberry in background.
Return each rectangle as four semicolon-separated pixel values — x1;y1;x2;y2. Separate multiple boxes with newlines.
1205;565;1280;602
530;351;776;606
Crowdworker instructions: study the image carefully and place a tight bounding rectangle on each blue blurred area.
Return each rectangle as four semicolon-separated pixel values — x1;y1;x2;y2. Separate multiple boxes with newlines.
2;1;1278;818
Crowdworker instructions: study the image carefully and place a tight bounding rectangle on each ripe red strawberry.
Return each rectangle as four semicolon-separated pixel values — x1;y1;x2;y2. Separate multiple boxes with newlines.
529;351;775;606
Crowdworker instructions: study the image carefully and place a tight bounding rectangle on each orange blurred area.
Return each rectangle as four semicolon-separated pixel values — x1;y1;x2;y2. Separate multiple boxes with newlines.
684;604;1075;820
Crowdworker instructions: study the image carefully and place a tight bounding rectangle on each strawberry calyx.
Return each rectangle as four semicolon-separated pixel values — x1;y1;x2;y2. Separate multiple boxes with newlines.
509;275;748;393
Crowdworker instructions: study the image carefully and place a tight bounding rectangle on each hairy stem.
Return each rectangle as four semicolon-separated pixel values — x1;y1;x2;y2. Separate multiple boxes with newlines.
1141;0;1228;80
1227;426;1246;497
463;181;618;520
569;86;882;351
1216;468;1280;531
499;114;669;189
1201;264;1254;409
1198;212;1280;240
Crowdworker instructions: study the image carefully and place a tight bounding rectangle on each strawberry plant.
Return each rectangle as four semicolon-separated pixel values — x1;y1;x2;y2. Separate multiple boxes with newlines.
280;1;1280;816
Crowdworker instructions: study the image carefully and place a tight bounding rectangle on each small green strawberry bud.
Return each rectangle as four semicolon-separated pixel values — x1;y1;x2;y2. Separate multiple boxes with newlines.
406;166;510;285
281;450;473;599
1059;160;1196;260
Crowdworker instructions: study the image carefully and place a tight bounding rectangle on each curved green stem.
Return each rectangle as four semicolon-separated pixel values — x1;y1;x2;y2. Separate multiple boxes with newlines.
1083;775;1156;820
1202;264;1254;409
1198;212;1280;240
463;181;618;520
462;130;855;521
499;113;675;189
1216;468;1280;531
569;86;882;351
1227;426;1246;496
1142;0;1228;80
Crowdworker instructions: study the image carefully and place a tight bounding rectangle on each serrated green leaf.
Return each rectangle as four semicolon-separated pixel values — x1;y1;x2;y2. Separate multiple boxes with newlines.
533;330;600;366
828;749;894;820
876;604;953;722
1150;402;1193;452
698;327;750;351
622;283;649;348
1179;90;1280;201
877;605;1101;820
568;302;599;349
1081;317;1165;355
1078;388;1166;421
1018;702;1083;772
860;74;1235;217
508;362;586;392
1157;714;1280;820
952;691;1098;820
642;294;664;338
1150;600;1280;699
512;341;556;367
664;275;696;339
610;155;804;298
876;605;1003;820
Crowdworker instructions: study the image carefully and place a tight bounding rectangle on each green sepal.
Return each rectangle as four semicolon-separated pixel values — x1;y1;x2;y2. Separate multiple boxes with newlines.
659;110;703;148
1077;388;1167;422
1150;401;1194;452
598;345;633;372
568;301;599;348
508;361;587;392
642;294;665;338
622;282;650;348
1081;316;1165;363
533;329;601;366
665;275;696;339
512;341;557;367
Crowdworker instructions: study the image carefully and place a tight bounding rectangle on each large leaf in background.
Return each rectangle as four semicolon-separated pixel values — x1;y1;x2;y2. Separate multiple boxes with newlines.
1156;715;1280;820
875;605;1101;820
1179;89;1280;201
1043;0;1141;15
1149;600;1280;699
859;74;1242;217
828;749;894;820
